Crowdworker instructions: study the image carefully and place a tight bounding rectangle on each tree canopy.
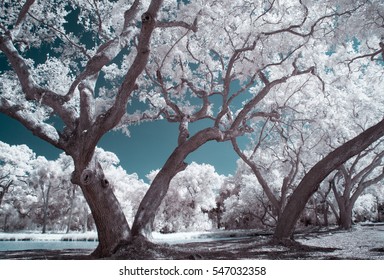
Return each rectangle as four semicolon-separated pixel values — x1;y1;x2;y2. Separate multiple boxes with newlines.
1;0;384;257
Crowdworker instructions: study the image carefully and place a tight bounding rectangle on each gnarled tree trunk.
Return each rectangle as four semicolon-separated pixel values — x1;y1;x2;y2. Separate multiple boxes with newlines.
273;118;384;242
72;162;131;257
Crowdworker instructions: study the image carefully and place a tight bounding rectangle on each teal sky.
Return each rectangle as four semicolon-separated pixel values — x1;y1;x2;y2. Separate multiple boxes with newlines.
0;5;247;181
0;112;242;180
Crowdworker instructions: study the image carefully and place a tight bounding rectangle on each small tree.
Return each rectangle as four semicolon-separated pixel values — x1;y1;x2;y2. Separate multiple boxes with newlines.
221;159;275;229
330;144;384;229
153;162;223;233
0;141;36;231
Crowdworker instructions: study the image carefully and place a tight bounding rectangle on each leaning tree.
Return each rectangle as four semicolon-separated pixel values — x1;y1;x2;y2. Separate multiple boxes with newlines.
129;0;332;238
130;0;384;242
1;0;383;257
273;36;384;241
0;0;166;257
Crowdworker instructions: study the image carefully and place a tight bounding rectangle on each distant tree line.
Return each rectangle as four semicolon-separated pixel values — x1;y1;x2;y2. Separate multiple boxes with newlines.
1;141;383;234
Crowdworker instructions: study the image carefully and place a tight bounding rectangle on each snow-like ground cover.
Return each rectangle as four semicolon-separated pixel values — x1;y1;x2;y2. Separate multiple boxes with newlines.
0;229;258;244
297;224;384;259
0;231;98;242
0;225;383;259
152;229;261;244
0;232;99;251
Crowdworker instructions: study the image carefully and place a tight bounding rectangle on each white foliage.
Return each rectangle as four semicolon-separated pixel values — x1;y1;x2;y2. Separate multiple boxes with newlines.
353;193;377;222
221;159;272;229
154;162;224;232
0;141;36;182
2;0;384;235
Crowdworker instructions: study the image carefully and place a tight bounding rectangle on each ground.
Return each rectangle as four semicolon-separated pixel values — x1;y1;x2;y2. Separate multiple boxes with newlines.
0;224;383;260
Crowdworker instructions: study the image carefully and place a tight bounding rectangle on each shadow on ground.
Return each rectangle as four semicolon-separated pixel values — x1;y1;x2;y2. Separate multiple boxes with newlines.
0;236;340;260
1;226;383;260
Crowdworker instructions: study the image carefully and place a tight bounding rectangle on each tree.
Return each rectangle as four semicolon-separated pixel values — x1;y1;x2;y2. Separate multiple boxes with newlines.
370;184;384;222
221;159;274;229
329;143;384;229
231;76;327;225
0;141;36;231
29;156;60;233
2;0;383;257
27;154;80;233
353;193;378;223
153;162;223;233
274;119;384;241
129;0;337;238
0;0;164;257
273;32;384;242
0;142;35;204
213;176;239;229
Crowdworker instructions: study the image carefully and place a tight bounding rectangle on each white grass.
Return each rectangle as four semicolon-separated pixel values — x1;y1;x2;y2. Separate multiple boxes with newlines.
0;231;98;242
1;225;383;259
297;224;384;259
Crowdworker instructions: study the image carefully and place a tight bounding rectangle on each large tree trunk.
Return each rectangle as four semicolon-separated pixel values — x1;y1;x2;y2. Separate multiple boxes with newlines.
72;163;131;257
131;128;223;238
331;179;354;230
131;155;187;238
338;203;353;230
273;118;384;242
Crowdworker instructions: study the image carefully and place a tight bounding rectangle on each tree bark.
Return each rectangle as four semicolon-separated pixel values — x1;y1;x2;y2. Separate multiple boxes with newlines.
331;177;354;230
273;118;384;242
72;163;131;257
131;128;223;238
0;180;12;207
323;203;329;227
338;203;353;230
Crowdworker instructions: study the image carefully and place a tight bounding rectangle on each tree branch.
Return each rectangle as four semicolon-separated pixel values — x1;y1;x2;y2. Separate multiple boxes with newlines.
347;42;384;69
65;0;142;100
263;2;365;38
0;98;62;149
91;1;164;137
156;19;198;32
26;12;90;59
15;0;35;27
231;138;281;212
0;35;76;128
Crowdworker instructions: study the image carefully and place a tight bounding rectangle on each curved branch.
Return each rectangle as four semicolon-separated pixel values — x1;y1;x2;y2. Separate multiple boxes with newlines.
274;116;384;241
26;12;90;59
347;42;384;70
91;1;164;137
156;19;198;32
263;2;365;38
0;98;62;149
0;35;76;128
231;138;281;212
